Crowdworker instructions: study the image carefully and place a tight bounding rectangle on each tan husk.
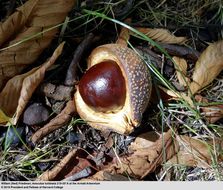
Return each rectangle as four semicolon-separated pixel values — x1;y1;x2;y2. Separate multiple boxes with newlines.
75;43;152;135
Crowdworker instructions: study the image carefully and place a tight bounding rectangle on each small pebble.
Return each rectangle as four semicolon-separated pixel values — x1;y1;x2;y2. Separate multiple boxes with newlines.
4;126;25;149
66;132;80;144
37;162;50;171
23;103;50;126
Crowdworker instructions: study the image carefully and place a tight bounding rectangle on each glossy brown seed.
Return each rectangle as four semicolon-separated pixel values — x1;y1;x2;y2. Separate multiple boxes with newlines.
79;61;126;112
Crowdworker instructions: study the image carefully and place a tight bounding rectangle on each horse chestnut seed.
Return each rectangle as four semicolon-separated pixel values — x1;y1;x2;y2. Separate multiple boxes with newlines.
79;61;126;112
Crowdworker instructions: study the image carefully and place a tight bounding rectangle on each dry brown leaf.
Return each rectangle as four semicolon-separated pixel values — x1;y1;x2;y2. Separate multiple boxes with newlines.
37;148;77;181
159;86;194;107
118;129;179;178
31;100;76;144
83;130;179;180
195;95;223;123
82;130;179;181
158;87;222;122
128;131;161;151
173;56;190;87
37;149;96;181
135;27;187;44
168;135;223;168
0;67;39;120
0;0;75;90
83;132;223;180
189;40;223;95
0;0;38;46
200;105;223;123
0;42;65;125
81;132;223;180
0;109;12;124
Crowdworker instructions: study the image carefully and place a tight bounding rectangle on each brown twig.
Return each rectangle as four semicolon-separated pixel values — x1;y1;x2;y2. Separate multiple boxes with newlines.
64;33;94;86
154;43;200;61
31;100;76;144
135;46;162;68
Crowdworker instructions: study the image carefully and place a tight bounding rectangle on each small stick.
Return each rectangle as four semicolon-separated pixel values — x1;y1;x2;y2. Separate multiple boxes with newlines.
154;43;200;61
135;46;162;69
31;100;76;144
64;33;94;86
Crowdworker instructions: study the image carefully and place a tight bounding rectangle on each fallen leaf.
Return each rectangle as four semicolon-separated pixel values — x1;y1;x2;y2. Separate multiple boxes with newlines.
195;95;223;123
134;27;187;44
0;109;11;124
189;40;223;95
118;129;179;178
159;86;194;107
0;67;39;120
37;148;97;181
0;0;75;90
200;105;223;123
0;42;65;125
31;100;76;144
0;0;38;46
168;135;223;168
36;148;77;181
128;131;161;151
82;129;179;180
173;56;190;87
81;131;223;180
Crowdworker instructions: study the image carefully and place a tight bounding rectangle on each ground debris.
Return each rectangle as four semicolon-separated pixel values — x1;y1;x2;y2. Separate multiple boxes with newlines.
40;83;74;101
31;100;76;144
